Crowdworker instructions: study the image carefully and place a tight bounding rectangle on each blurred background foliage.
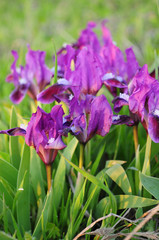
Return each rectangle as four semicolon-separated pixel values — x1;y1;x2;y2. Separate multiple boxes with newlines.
0;0;159;99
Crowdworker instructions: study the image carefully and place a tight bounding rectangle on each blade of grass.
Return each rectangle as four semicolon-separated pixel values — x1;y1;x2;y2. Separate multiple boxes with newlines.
17;143;31;232
0;158;18;189
33;188;53;239
0;231;16;240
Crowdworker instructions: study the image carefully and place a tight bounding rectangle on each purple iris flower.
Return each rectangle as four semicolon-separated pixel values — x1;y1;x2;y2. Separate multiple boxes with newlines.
129;65;156;121
0;106;66;165
6;46;52;104
109;48;140;126
128;64;159;142
6;51;30;104
63;94;113;144
38;46;104;104
102;47;140;97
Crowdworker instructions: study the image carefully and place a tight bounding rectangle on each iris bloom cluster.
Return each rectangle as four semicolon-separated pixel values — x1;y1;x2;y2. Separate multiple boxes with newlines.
1;20;159;190
6;45;52;104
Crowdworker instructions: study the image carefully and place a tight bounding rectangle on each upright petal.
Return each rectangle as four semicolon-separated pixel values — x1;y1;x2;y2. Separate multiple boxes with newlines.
125;47;140;82
26;45;52;91
76;21;101;52
6;50;19;85
87;95;113;141
70;47;104;96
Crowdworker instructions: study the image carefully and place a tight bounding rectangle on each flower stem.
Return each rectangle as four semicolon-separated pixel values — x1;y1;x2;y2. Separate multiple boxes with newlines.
133;125;138;153
79;143;85;169
46;164;52;192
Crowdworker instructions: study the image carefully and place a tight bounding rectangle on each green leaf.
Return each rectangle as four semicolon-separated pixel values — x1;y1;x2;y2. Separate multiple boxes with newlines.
88;169;106;210
91;143;105;175
106;164;132;194
85;210;92;240
59;189;71;229
17;143;31;232
0;158;18;188
140;172;159;199
9;107;21;169
11;214;23;240
0;179;13;209
105;160;126;168
0;151;10;163
30;149;46;203
59;151;117;213
64;137;78;173
0;199;16;234
33;189;53;239
3;196;9;233
73;186;98;237
53;137;78;209
71;180;86;223
96;195;159;217
0;231;16;240
142;134;151;175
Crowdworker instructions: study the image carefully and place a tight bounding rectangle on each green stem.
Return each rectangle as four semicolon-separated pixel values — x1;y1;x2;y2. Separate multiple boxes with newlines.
142;134;152;175
46;164;52;192
79;143;85;169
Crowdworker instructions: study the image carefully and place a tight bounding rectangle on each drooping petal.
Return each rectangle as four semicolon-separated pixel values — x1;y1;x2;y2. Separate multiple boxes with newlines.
112;115;134;126
45;135;66;150
148;112;159;143
10;83;30;104
102;73;127;90
112;93;129;113
0;127;26;136
37;81;72;104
